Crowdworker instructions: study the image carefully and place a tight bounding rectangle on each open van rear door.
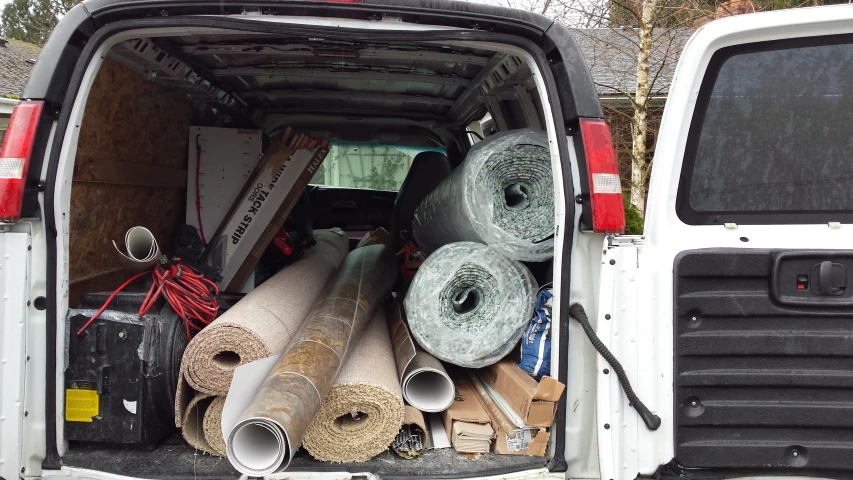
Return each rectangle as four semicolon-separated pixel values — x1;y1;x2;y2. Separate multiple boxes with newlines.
598;6;853;479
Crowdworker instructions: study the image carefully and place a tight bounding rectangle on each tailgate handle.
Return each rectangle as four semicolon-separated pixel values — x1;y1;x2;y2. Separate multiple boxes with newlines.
816;260;846;296
331;201;357;209
771;251;853;306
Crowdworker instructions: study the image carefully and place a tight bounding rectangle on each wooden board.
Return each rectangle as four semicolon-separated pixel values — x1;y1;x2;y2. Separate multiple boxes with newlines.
69;58;194;292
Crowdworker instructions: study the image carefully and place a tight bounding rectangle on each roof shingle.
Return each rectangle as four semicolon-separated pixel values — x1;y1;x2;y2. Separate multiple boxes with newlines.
0;38;41;97
570;28;692;97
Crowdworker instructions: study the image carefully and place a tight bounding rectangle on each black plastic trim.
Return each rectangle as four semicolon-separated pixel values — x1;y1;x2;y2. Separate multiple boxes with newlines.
675;33;853;226
82;0;552;37
673;248;853;476
40;14;579;475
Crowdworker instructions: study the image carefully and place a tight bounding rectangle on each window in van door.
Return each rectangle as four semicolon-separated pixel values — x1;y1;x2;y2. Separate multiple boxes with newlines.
310;142;446;191
677;37;853;224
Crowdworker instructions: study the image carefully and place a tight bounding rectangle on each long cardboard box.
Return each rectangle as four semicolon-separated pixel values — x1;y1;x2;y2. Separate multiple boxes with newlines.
441;373;494;454
480;361;565;428
200;129;329;290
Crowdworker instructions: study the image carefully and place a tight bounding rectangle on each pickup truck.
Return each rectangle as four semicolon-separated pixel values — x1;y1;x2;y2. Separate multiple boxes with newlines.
0;1;851;479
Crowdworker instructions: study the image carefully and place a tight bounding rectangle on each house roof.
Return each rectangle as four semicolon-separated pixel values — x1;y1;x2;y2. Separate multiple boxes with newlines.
0;38;41;97
570;28;692;99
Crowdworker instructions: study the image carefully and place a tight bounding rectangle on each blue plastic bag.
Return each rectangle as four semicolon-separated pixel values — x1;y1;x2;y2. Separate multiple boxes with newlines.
519;287;552;380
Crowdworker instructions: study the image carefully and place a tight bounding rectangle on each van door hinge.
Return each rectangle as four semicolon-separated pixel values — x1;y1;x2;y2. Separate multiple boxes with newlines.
608;235;644;248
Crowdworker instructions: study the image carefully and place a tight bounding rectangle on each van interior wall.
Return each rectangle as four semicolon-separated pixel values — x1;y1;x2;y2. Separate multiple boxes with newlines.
68;59;194;305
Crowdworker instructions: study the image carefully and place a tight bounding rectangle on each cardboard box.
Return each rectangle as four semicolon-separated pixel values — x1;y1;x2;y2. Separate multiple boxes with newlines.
441;373;494;453
200;129;329;290
356;228;391;249
468;372;550;456
480;361;566;428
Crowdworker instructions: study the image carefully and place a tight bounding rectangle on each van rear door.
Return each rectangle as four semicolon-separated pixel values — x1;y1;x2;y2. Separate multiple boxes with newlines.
599;7;853;479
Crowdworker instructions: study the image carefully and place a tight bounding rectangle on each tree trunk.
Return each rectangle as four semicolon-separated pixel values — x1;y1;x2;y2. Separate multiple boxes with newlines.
630;0;657;216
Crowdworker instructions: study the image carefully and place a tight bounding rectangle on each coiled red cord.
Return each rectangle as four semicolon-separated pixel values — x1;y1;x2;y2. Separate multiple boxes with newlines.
76;262;219;340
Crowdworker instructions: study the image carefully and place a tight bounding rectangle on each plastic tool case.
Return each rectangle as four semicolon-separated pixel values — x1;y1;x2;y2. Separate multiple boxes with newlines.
65;292;188;448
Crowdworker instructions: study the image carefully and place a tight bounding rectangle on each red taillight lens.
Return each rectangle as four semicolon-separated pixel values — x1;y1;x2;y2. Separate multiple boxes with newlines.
0;100;43;222
579;117;625;234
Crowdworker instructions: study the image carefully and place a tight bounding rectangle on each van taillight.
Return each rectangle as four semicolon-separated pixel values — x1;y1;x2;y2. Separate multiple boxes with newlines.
0;100;43;222
579;117;625;234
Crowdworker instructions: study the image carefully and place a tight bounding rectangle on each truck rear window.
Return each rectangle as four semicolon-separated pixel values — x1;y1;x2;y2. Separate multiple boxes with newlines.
678;36;853;224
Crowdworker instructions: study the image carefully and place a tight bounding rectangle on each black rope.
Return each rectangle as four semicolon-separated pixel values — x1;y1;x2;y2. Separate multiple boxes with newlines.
568;303;661;431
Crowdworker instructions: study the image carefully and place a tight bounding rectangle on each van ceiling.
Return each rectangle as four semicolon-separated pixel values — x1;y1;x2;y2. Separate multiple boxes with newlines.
108;32;532;130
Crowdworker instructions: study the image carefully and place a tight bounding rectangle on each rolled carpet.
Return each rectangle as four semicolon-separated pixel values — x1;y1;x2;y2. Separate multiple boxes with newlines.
412;128;554;262
181;394;220;456
303;307;404;462
404;242;538;368
225;244;396;476
175;228;348;426
203;396;228;457
182;394;226;457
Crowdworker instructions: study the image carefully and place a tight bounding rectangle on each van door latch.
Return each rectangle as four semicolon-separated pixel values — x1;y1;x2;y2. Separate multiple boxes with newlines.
812;261;846;296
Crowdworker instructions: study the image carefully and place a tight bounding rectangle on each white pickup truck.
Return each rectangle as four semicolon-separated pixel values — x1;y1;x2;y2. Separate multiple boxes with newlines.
1;1;851;479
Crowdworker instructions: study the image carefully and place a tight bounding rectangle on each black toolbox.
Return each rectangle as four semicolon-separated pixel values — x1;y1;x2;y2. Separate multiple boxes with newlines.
65;291;187;448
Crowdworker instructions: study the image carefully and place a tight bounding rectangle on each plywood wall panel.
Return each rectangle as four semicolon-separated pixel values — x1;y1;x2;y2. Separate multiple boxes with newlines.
69;58;194;295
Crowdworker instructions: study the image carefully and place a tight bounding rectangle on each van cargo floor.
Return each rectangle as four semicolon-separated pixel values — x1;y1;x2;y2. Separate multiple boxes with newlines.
62;435;547;479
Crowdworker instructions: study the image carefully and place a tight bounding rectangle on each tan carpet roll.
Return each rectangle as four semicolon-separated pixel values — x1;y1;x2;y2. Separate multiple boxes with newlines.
303;308;405;462
203;396;228;457
175;229;348;425
181;394;218;455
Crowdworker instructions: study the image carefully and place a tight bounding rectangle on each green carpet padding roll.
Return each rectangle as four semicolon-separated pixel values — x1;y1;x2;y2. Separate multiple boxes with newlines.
404;242;537;368
412;129;554;261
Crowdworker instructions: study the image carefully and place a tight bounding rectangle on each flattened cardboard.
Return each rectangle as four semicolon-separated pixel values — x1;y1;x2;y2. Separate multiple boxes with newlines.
441;372;493;453
470;371;550;456
480;361;565;428
356;228;391;249
200;129;329;291
493;428;549;456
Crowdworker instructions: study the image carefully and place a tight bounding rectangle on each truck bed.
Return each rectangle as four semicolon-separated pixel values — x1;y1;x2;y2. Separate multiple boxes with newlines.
62;435;547;479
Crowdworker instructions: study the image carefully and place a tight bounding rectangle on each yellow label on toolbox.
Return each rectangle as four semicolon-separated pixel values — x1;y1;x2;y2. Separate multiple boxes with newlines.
65;383;99;422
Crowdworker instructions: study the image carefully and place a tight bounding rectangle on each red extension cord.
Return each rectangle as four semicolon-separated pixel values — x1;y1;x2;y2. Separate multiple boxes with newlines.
76;262;219;340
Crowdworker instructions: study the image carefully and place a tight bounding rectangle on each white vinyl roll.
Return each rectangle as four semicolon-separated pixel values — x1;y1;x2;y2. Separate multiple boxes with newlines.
113;226;161;271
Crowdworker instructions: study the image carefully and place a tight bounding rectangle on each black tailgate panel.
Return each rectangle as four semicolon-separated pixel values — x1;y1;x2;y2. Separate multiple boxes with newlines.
674;249;853;473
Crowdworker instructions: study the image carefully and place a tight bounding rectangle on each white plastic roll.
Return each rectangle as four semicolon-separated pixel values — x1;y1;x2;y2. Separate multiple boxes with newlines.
387;294;455;413
113;226;161;271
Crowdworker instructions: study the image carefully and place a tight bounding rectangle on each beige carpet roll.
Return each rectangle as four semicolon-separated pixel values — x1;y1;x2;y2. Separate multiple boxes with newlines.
203;396;228;457
181;394;219;455
175;229;348;426
303;308;404;462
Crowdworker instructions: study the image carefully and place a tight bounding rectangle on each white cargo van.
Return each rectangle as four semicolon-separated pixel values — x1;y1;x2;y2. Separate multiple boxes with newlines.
1;1;851;479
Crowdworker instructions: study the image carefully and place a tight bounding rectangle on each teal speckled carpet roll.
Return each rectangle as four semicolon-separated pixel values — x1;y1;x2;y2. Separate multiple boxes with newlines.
404;242;537;368
412;129;554;262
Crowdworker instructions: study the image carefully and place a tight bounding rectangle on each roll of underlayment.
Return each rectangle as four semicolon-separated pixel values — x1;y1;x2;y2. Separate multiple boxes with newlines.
225;245;396;476
174;229;348;426
302;308;404;462
404;242;538;368
386;293;455;413
412;129;554;262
